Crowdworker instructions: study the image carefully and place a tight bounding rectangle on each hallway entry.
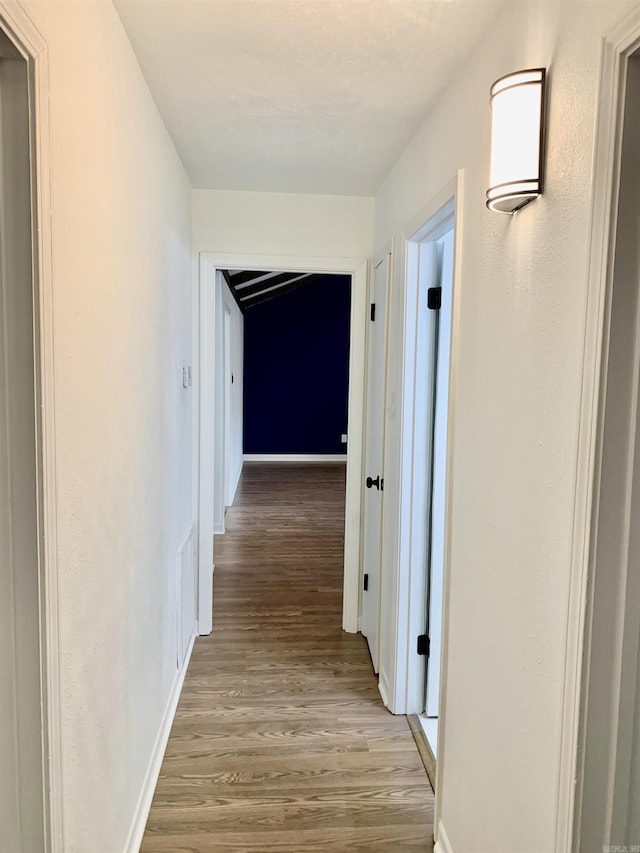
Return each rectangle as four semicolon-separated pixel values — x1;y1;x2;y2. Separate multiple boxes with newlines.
142;464;434;850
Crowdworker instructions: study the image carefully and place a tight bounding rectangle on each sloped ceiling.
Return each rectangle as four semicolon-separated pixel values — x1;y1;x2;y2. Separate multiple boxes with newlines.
224;269;330;310
114;0;504;195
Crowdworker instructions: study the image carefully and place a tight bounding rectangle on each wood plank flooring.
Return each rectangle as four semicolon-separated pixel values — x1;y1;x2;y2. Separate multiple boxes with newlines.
141;463;434;851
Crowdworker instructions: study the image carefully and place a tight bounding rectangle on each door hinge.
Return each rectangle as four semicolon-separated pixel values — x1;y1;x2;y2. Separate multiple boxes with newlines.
427;287;442;310
370;303;376;321
363;573;369;591
417;634;430;656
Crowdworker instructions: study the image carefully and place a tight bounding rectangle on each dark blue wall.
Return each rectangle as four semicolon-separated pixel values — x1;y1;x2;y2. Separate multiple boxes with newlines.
243;274;351;454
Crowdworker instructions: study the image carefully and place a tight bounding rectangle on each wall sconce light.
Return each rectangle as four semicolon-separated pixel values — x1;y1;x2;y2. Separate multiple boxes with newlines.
486;68;546;214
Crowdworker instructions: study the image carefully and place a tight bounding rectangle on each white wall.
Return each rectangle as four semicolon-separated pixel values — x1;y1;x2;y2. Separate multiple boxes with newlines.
22;2;193;851
373;2;634;851
193;189;374;260
222;283;244;504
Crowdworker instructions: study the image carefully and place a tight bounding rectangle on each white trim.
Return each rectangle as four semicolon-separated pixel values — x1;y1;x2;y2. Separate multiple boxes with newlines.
378;172;463;717
400;196;456;716
434;821;454;853
243;454;347;463
0;5;62;851
198;252;367;635
123;632;196;853
559;9;640;853
434;173;465;837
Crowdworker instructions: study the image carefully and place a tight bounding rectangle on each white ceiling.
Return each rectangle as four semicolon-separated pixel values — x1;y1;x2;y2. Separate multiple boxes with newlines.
114;0;504;196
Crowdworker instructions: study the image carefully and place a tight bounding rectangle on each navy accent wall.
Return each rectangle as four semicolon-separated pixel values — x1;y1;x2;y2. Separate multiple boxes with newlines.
243;274;351;454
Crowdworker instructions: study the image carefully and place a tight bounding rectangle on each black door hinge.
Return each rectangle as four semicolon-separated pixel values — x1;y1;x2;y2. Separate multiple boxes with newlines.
427;287;442;310
363;573;369;591
370;303;376;321
417;634;430;656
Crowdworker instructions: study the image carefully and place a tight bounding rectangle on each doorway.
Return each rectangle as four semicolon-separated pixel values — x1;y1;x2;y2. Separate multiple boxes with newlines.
0;23;44;852
574;43;640;852
397;200;456;777
417;223;454;760
198;253;368;636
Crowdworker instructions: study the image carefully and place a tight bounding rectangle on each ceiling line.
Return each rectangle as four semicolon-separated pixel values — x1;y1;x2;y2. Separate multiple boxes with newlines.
240;273;313;302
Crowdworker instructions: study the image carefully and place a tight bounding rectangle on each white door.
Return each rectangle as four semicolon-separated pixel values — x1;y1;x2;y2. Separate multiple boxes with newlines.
425;228;454;717
224;306;232;506
361;254;390;672
0;37;45;852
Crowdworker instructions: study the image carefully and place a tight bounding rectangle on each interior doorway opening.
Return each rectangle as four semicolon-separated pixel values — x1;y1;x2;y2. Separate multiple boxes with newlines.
418;225;455;755
397;190;459;796
0;25;45;852
575;45;640;851
198;253;368;636
407;205;455;772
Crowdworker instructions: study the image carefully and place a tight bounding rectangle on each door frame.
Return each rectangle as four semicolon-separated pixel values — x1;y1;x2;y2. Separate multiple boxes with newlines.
378;172;463;712
375;174;463;849
560;7;640;851
197;252;368;635
404;198;455;719
0;3;62;850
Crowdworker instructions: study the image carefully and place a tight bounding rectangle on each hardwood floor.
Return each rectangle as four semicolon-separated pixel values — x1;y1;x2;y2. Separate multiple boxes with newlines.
141;463;434;851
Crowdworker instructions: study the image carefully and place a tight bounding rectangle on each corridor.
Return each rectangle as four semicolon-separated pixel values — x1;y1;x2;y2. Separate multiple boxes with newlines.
141;464;434;851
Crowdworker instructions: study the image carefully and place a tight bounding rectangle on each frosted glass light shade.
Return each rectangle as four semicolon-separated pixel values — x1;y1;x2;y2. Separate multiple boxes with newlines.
487;68;546;214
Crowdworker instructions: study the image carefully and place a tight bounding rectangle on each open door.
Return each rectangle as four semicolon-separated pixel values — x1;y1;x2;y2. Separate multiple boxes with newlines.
361;253;390;672
423;229;455;720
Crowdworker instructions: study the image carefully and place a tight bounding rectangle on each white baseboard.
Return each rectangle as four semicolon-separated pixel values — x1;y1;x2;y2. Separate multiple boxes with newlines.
123;631;196;853
243;453;347;463
434;822;453;853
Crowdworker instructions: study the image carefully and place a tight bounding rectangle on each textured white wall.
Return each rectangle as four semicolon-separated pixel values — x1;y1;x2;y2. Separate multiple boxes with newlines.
374;2;633;851
23;3;193;851
193;189;373;260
